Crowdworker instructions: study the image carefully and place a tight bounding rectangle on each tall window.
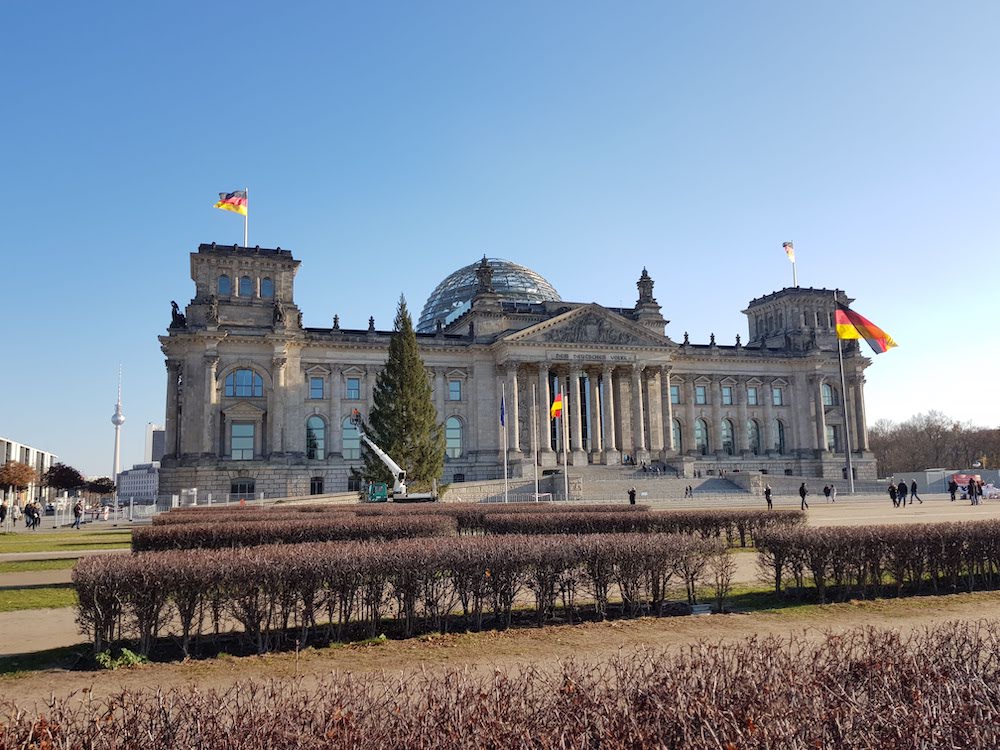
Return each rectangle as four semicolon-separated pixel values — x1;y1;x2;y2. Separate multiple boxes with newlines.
694;418;709;455
346;377;361;400
309;377;324;399
230;423;254;460
773;419;786;454
722;386;733;406
747;420;761;455
446;416;462;458
772;387;783;406
695;386;707;405
306;416;326;460
826;424;839;452
670;385;680;404
747;387;758;406
225;369;263;398
217;275;231;296
448;380;462;401
822;383;837;406
310;477;324;495
239;276;253;297
721;419;735;455
261;278;274;298
342;416;361;459
671;419;682;453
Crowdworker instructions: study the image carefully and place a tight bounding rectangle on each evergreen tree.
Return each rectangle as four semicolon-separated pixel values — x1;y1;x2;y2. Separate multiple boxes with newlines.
359;296;444;492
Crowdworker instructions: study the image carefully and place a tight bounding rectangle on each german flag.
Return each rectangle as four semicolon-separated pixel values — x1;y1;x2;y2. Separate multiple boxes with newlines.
835;302;897;354
213;190;248;216
550;392;563;419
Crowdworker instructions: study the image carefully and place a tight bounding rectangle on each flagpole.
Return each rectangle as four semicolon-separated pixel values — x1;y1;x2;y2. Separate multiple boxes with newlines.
531;383;539;502
244;187;249;248
502;383;509;503
783;241;798;288
562;382;570;502
835;290;856;494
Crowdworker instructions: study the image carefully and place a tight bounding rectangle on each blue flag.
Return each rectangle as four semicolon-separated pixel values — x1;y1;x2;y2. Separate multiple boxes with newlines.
500;393;506;426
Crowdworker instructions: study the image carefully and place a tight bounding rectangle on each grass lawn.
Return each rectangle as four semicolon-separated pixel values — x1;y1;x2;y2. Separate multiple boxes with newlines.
0;584;77;612
0;530;131;554
0;559;78;574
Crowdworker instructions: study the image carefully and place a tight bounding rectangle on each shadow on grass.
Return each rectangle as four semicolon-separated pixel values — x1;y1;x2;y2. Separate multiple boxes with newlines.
0;643;91;676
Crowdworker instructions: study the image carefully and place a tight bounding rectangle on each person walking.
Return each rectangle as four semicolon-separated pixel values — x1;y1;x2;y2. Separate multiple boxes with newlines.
888;483;898;508
897;480;908;507
11;503;21;527
948;479;958;502
823;485;832;503
830;484;837;502
0;499;7;527
764;484;773;510
910;480;922;504
799;482;809;510
628;487;637;506
72;501;83;530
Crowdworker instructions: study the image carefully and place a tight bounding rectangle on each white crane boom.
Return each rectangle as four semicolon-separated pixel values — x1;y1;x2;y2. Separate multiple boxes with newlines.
350;410;408;496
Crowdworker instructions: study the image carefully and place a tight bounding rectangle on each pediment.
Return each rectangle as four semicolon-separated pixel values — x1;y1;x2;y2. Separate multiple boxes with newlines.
502;304;668;347
223;401;266;419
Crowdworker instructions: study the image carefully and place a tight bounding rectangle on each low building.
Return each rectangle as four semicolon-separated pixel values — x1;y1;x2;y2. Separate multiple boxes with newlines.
0;436;57;503
116;462;160;504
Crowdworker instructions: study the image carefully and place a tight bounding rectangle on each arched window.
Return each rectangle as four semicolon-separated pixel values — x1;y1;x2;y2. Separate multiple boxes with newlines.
671;418;682;454
694;418;709;455
822;383;837;406
239;276;253;297
446;416;462;458
747;419;761;455
306;416;326;460
342;416;360;460
224;369;263;398
721;419;735;455
217;275;231;296
261;278;274;298
773;419;786;454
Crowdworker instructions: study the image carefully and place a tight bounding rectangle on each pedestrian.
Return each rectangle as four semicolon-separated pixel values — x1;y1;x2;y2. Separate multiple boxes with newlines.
628;487;637;505
72;500;83;530
888;483;898;507
830;484;837;502
968;481;979;506
948;480;958;502
823;485;832;502
910;480;922;504
799;482;809;510
11;503;21;527
897;481;908;507
0;499;7;526
764;484;773;510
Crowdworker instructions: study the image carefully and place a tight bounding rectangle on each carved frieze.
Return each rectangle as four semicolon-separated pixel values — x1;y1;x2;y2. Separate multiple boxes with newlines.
538;312;647;346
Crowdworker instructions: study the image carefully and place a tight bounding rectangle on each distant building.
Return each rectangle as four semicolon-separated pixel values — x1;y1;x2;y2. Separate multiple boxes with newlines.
0;436;57;503
144;423;166;463
116;462;160;504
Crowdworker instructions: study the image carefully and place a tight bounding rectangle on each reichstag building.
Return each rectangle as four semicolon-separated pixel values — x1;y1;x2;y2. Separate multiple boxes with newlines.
158;244;877;498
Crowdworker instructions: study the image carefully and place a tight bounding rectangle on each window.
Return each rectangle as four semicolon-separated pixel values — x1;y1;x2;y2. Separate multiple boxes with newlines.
448;379;462;401
342;416;360;459
231;479;255;498
347;476;361;492
309;377;324;399
747;420;761;455
239;276;253;297
446;416;462;458
772;387;783;406
695;386;707;405
346;377;361;400
671;419;682;453
230;423;254;460
261;278;274;298
721;419;735;455
217;275;231;296
670;385;680;405
225;369;263;398
773;420;786;453
747;387;758;406
822;383;837;406
310;477;324;495
694;418;709;455
826;424;839;452
722;386;733;406
306;416;326;460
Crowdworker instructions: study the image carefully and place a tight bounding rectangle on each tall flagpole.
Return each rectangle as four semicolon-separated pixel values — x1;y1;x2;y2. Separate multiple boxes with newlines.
834;290;856;494
531;383;539;501
502;383;509;503
562;381;570;501
783;241;797;287
244;187;249;248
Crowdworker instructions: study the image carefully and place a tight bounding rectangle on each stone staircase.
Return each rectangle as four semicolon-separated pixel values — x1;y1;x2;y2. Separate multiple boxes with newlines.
569;465;748;503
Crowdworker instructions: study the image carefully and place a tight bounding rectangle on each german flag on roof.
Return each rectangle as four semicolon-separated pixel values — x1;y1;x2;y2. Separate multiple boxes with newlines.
835;302;897;354
213;190;248;216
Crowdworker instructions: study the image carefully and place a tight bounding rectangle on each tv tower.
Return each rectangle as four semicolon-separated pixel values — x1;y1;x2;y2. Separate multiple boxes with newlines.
111;367;125;483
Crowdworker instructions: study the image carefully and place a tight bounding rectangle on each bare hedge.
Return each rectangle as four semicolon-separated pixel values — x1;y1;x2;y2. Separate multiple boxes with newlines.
757;520;1000;601
76;533;724;657
8;622;1000;749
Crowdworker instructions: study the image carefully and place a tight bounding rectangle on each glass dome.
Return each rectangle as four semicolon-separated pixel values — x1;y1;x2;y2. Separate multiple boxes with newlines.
417;258;561;333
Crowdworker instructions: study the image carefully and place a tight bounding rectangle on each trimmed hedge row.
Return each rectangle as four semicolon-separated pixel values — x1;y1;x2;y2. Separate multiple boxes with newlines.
76;533;725;656
132;514;457;552
9;622;1000;749
757;520;1000;601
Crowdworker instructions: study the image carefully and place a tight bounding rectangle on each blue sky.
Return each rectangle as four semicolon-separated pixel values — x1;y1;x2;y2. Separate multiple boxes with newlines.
2;2;997;477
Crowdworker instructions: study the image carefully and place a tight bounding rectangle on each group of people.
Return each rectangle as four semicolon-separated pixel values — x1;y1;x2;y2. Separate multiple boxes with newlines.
0;499;44;529
822;484;838;502
683;485;695;498
950;478;986;505
887;480;922;508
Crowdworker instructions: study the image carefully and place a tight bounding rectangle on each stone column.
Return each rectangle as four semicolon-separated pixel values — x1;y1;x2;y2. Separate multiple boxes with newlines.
631;365;648;461
814;377;828;453
662;367;676;454
164;360;181;458
646;368;664;455
853;376;869;452
684;379;697;455
710;376;722;455
602;366;618;463
762;379;775;453
569;367;587;465
203;355;219;456
434;368;446;422
589;370;603;457
538;365;555;461
736;377;749;454
506;363;521;454
271;356;287;455
330;368;342;455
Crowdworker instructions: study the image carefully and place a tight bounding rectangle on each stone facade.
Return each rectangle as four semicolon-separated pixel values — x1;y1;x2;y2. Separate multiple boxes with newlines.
159;244;877;499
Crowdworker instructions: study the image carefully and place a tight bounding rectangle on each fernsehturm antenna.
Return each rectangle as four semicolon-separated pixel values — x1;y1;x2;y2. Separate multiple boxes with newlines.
111;366;125;487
